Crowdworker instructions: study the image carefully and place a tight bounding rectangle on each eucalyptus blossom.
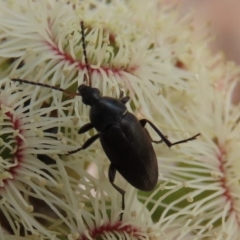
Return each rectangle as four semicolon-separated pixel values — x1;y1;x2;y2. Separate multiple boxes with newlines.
1;0;240;239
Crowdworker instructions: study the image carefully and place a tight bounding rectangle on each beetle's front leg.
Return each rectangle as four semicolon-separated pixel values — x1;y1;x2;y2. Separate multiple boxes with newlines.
139;119;200;147
67;133;100;155
118;90;130;105
108;164;125;221
120;96;130;105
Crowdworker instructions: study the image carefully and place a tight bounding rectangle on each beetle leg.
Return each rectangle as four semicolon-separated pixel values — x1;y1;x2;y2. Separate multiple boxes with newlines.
140;120;164;143
139;119;200;147
118;89;130;105
120;96;130;105
143;128;163;144
119;89;124;99
108;164;125;221
67;133;100;155
78;122;94;134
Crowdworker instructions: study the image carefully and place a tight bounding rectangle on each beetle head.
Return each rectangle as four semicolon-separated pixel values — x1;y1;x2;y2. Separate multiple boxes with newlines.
78;84;100;106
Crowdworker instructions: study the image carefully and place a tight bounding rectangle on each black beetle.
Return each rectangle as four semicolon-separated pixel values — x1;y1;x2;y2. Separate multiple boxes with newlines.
11;21;200;220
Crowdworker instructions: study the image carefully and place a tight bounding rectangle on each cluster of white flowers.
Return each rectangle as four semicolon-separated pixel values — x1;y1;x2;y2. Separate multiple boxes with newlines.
0;0;240;239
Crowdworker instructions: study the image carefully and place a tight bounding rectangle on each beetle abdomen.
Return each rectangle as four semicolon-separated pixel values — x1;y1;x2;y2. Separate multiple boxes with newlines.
100;112;158;191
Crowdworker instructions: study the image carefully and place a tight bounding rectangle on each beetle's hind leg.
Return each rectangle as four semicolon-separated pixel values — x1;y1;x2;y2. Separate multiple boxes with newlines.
140;120;165;143
108;164;125;221
139;119;200;147
143;128;164;144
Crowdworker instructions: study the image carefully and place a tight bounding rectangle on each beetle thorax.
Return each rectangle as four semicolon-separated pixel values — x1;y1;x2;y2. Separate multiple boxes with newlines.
90;97;127;132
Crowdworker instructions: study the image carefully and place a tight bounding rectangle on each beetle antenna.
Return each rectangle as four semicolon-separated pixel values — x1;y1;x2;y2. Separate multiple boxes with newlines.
11;78;80;98
80;20;92;87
